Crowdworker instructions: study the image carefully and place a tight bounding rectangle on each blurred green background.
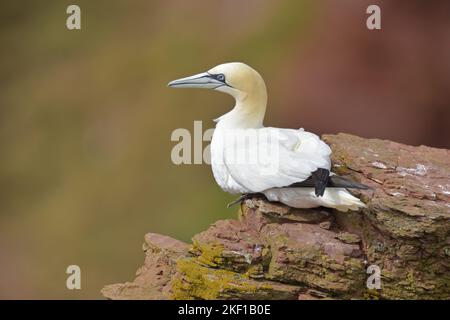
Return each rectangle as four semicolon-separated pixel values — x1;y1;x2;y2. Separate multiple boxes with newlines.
1;0;449;299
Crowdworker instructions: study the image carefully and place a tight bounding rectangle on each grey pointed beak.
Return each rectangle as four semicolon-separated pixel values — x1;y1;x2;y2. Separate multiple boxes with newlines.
168;72;223;89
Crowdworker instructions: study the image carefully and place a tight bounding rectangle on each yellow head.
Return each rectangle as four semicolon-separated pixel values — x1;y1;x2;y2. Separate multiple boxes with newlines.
168;62;268;127
169;62;266;103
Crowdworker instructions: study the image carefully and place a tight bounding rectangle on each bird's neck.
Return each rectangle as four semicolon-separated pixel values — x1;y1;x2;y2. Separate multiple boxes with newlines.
216;87;267;129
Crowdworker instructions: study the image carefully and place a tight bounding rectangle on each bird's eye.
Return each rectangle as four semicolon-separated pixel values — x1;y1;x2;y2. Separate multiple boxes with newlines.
216;74;225;82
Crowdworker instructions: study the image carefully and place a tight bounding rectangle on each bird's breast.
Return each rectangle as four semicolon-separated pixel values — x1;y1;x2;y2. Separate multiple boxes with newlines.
210;128;250;194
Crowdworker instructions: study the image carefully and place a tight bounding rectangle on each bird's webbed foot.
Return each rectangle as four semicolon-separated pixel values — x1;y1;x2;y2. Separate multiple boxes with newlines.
227;193;266;208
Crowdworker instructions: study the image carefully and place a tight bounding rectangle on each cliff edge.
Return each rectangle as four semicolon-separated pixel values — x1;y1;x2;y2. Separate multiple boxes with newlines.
102;134;450;300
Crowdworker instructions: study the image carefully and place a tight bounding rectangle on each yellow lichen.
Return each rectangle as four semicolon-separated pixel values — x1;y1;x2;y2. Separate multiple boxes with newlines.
171;258;260;300
192;241;225;267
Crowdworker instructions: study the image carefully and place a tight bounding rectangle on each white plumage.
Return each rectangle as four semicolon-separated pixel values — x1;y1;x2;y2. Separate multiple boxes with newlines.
211;126;331;193
169;62;366;212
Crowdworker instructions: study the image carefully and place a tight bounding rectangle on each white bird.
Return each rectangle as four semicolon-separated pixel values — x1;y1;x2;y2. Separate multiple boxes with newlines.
168;62;368;212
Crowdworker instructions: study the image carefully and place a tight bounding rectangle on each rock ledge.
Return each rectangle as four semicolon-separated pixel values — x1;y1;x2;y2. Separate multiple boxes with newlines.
102;134;449;300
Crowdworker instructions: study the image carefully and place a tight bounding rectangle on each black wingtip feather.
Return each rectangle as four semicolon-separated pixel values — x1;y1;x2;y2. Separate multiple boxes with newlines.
329;175;371;190
312;168;330;197
285;172;371;193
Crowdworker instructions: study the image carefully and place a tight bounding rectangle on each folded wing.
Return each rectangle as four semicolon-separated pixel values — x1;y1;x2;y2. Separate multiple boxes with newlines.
221;127;332;192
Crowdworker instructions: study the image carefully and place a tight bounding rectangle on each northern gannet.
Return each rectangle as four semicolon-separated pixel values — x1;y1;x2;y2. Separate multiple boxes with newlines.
168;62;368;212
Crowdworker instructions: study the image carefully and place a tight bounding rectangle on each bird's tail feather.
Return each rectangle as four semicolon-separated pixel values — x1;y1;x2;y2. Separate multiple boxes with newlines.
263;187;367;212
324;189;367;212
